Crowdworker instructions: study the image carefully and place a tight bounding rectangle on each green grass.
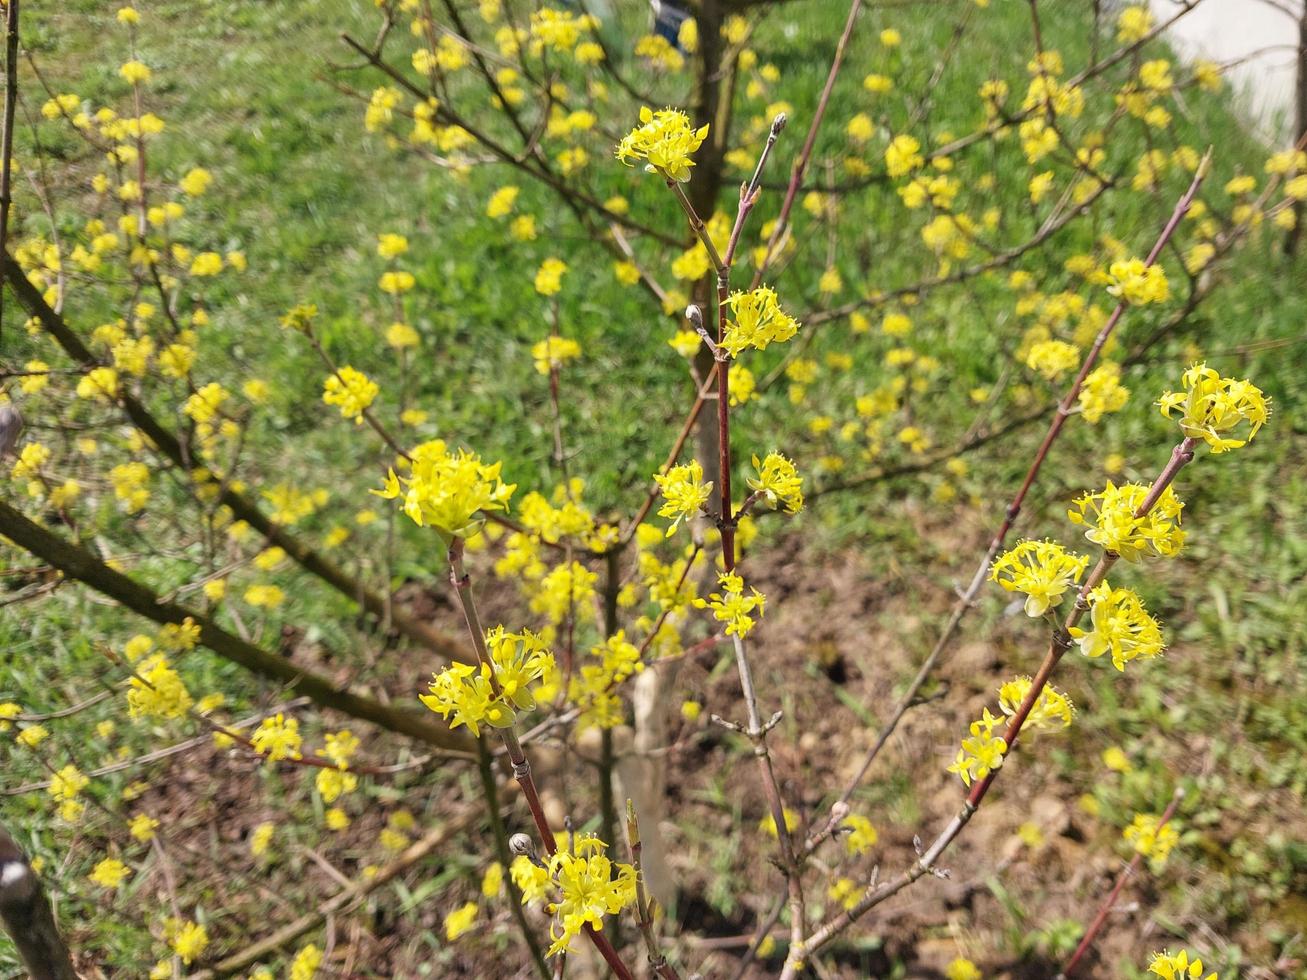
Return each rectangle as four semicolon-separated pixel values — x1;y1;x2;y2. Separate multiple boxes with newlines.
2;0;1305;974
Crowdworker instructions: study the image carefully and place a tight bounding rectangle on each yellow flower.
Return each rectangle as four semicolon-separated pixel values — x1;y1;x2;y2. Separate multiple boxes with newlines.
189;251;223;276
990;539;1088;616
1068;481;1185;561
76;366;119;402
179;167;212;196
1157;363;1269;453
249;822;274;857
129;813;159;841
116;7;140;24
1148;950;1216;980
947;709;1007;787
1024;339;1080;381
1117;5;1153;41
946;958;983;980
289;944;323;980
378;270;415;294
884;134;923;178
1103;745;1132;772
615;106;709;183
842;814;878;855
376;232;409;258
721;286;800;356
695;571;765;637
322;366;379;423
127;655;193;720
1069;582;1164;670
827;876;861;910
997;676;1073;731
531;336;581;375
486;185;519;218
539;837;637;957
420;629;554;736
729;363;756;406
747;453;803;513
119;60;152;84
1106;258;1168;305
250;713;302;762
534;257;567;296
48;764;89;824
481;861;504;898
1079;363;1130;423
880;28;901;46
244;584;285;608
168;919;209;964
372;439;514;538
653;459;712;536
89;857;132;888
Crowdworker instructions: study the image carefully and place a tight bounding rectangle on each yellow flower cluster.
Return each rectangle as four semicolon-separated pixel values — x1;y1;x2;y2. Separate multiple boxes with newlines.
1068;481;1184;561
695;571;765;638
322;366;379;424
420;628;555;736
653;459;712;536
1124;812;1180;872
569;631;643;730
841;813;878;855
1069;582;1164;670
947;708;1007;788
373;440;515;539
615;106;709;183
444;901;479;941
1079;362;1130;422
512;835;637;957
48;764;89;823
531;336;582;375
289;944;323;980
529;560;598;624
1148;950;1217;980
997;676;1074;730
250;713;302;762
989;539;1088;616
1157;363;1269;453
747;453;804;513
950;676;1072;786
127;655;193;720
1024;339;1080;381
884;134;923;178
166;918;209;965
89;857;132;888
721;286;800;357
534;257;567;296
1106;258;1169;305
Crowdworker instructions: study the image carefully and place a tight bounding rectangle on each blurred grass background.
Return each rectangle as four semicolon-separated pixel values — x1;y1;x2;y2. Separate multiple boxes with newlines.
2;0;1305;974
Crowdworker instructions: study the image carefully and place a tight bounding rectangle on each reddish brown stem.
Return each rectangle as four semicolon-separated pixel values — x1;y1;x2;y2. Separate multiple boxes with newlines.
1057;786;1186;978
791;437;1202;967
819;163;1211;824
446;541;636;980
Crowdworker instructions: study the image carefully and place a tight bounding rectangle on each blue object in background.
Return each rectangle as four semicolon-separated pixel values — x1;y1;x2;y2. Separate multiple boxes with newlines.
650;0;691;48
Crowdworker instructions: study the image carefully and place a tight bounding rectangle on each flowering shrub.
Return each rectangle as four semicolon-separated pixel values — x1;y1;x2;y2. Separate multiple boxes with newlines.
0;0;1293;976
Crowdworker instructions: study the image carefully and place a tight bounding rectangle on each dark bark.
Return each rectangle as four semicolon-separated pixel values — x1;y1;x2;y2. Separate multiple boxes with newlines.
0;253;467;662
0;826;78;980
0;497;475;755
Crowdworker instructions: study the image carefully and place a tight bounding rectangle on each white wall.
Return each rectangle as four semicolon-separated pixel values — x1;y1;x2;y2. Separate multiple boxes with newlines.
1150;0;1302;142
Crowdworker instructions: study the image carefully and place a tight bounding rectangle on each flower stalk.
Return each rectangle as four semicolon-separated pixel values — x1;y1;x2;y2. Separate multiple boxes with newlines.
789;437;1201;968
